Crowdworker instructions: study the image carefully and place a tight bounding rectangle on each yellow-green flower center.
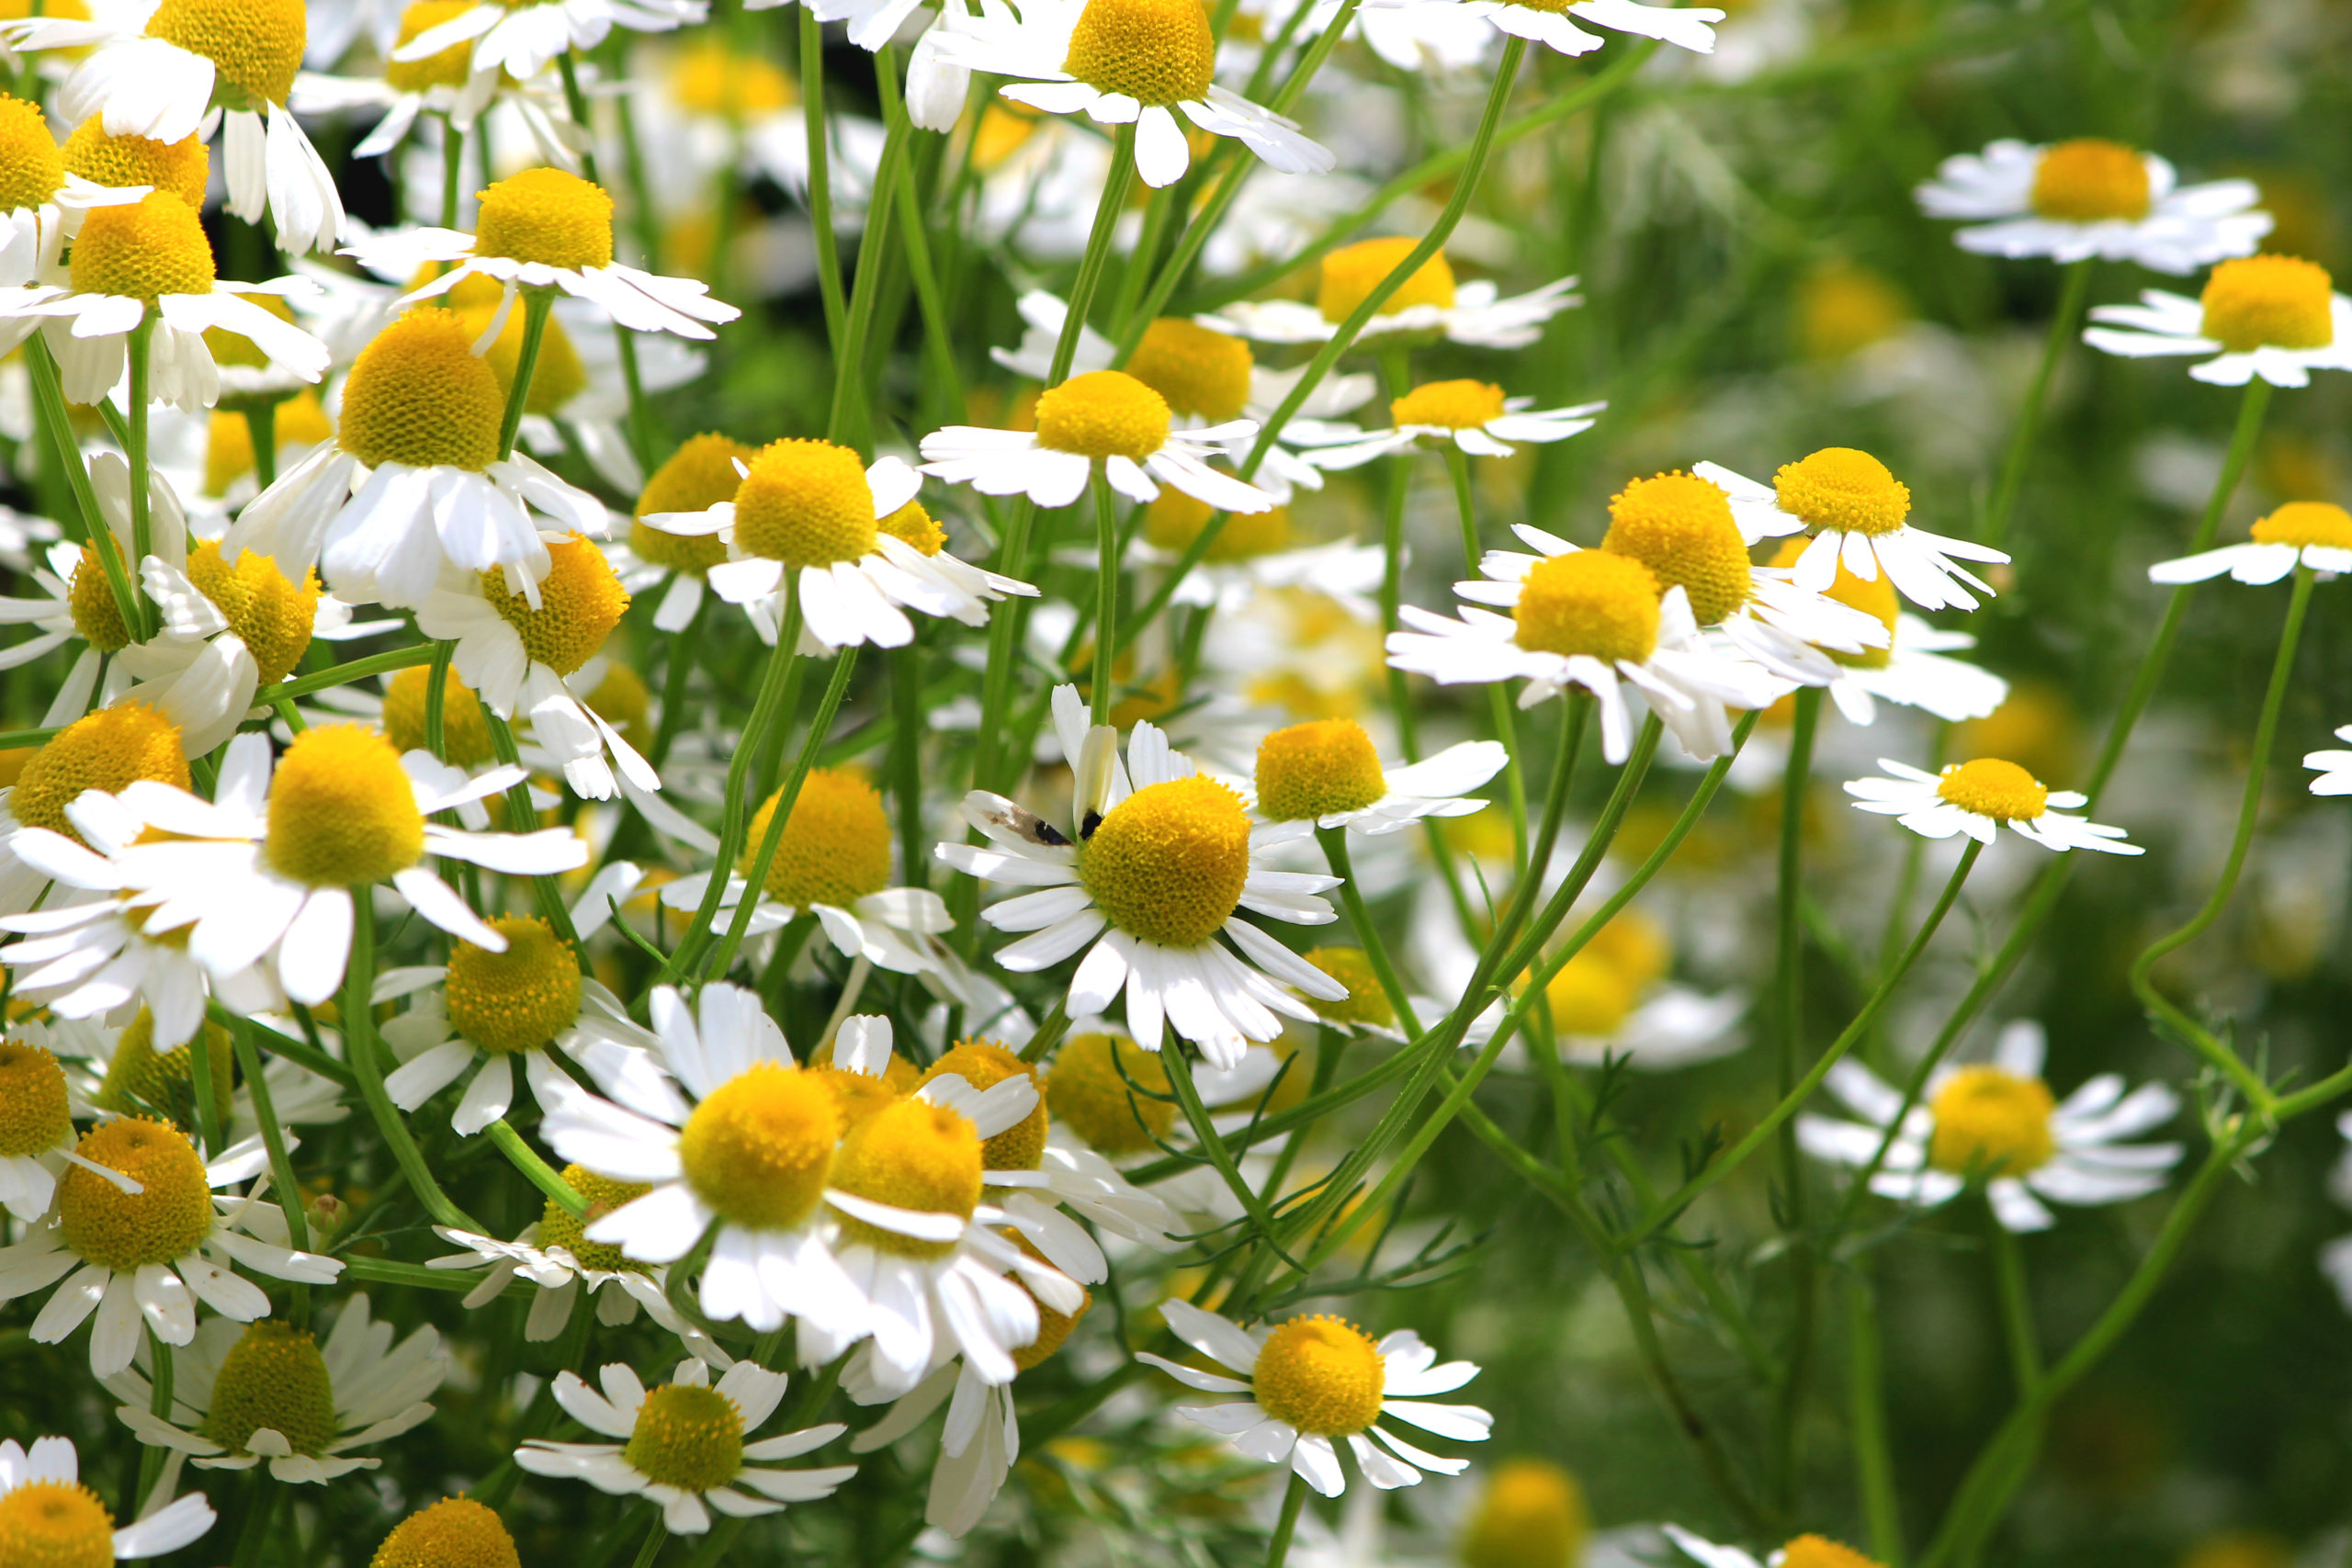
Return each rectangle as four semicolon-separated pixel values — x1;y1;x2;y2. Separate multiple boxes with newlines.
473;168;614;271
1250;1314;1385;1436
0;94;62;213
480;535;629;678
1934;757;2048;821
62;118;209;209
188;539;320;687
536;1166;650;1274
2028;139;2150;221
1125;318;1252;422
1926;1066;2056;1178
380;665;494;767
622;1384;742;1493
0;1482;114;1568
730;439;876;570
1080;774;1251;950
146;0;306;107
1317;237;1455;325
1254;718;1385;821
69;191;216;302
1044;1032;1172;1156
199;1320;339;1455
633;433;754;577
263;723;426;887
370;1496;522;1568
0;1043;72;1157
1059;0;1215;107
9;702;190;847
916;1041;1044;1170
1302;947;1392;1028
676;1063;840;1231
2199;255;2335;354
1601;470;1752;626
1034;371;1171;461
741;767;893;910
829;1098;983;1259
2249;501;2352;551
1392;378;1505;431
1773;447;1911;537
1768;538;1896;669
446;917;581;1055
1510;551;1661;664
59;1117;211;1270
338;310;507;473
93;1010;234;1131
1459;1459;1589;1568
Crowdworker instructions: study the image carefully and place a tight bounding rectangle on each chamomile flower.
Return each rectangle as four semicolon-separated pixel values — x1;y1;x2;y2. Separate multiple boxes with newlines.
1358;0;1720;60
1537;913;1744;1070
1250;719;1505;837
0;1436;216;1563
921;0;1334;188
1844;756;2141;855
627;433;754;632
1761;541;2008;726
1666;1526;1887;1568
114;540;321;758
1917;139;2270;274
1199;238;1579;351
0;1119;342;1375
0;701;191;918
1796;1020;2184;1232
1696;447;2009;614
1139;1299;1491;1496
515;1359;854;1535
2306;727;2352;796
0;1040;77;1221
392;0;706;81
2084;254;2352;388
291;1;582;172
0;94;153;285
107;1294;446;1483
2147;500;2352;585
938;684;1349;1068
1301;378;1603;469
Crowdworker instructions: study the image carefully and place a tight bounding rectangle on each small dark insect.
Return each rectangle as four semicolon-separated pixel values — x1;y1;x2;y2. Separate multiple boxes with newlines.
1080;810;1103;840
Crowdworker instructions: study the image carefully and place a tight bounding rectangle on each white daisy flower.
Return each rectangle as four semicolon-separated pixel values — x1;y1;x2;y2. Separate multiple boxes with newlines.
921;0;1334;189
2084;254;2352;389
515;1358;854;1536
921;370;1276;515
392;0;706;82
1665;1525;1887;1568
115;537;327;758
0;96;153;287
1916;138;2270;275
1843;756;2142;855
1138;1299;1491;1496
1197;237;1578;351
938;684;1349;1068
1358;0;1719;59
0;1436;216;1563
0;1120;341;1376
291;3;584;173
106;1293;446;1483
1301;378;1603;470
2147;500;2352;586
1757;541;2008;726
1797;1020;2184;1233
0;1037;79;1222
1249;718;1505;838
2306;726;2352;797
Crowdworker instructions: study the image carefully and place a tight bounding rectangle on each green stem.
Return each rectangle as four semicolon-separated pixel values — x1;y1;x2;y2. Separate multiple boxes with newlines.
226;1015;308;1252
1090;468;1119;725
801;6;847;348
345;894;482;1232
488;1119;586;1214
496;291;554;462
272;644;438;703
1770;683;1822;1507
1987;1211;2040;1393
133;1325;172;1506
648;583;708;771
425;638;454;761
1848;1269;1904;1564
628;1506;666;1568
827;49;909;449
1981;258;2093;551
889;639;927;889
24;335;131;634
185;999;224;1159
483;710;582;945
1315;827;1420;1037
124;316;154;622
1445;444;1528;868
243;398;278;491
439;110;464;230
1265;1472;1308;1568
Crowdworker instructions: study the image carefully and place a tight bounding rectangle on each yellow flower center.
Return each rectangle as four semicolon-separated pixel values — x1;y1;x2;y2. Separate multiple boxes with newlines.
0;95;62;213
676;1063;840;1231
1142;491;1290;559
669;43;797;121
204;391;334;497
1585;908;1669;990
381;664;495;767
264;723;426;887
585;661;650;755
338;310;506;472
1010;1236;1091;1371
1044;1032;1172;1156
1079;773;1251;949
146;0;306;108
1302;946;1392;1028
458;300;586;417
473;167;614;271
1544;952;1637;1036
1060;0;1215;106
2249;500;2352;550
1250;1314;1385;1436
187;539;319;686
1254;717;1385;821
730;438;876;570
535;1165;651;1274
94;1009;233;1130
1772;446;1911;537
1780;1537;1884;1568
370;1497;522;1568
1767;537;1896;669
58;1116;212;1270
0;1483;113;1568
1510;550;1661;664
622;1384;742;1493
1796;260;1909;362
1459;1459;1589;1568
200;1319;339;1455
62;118;209;209
806;1055;911;1132
480;535;628;677
10;702;190;846
1926;1066;2057;1178
384;0;480;93
65;549;130;654
1125;318;1253;423
741;766;892;909
2028;139;2151;221
69;191;216;302
1391;378;1505;431
1601;470;1754;626
1034;371;1171;461
1934;757;2048;821
917;1040;1046;1170
445;916;581;1055
0;1042;72;1157
876;498;946;556
631;433;751;574
2199;255;2335;354
1317;237;1456;325
830;1097;983;1259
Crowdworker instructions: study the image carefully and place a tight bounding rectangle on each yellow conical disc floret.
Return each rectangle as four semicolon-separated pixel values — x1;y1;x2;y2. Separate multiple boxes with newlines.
2250;501;2352;550
731;438;876;570
0;95;63;213
10;702;190;844
1772;447;1911;537
1251;1314;1385;1436
2029;139;2150;221
1544;951;1636;1036
1060;0;1214;106
1044;1032;1173;1156
1080;773;1250;949
380;664;496;766
1126;318;1252;423
623;1382;743;1492
1934;757;2047;821
676;1063;840;1230
1317;237;1455;325
1142;491;1289;560
1035;371;1171;461
94;1009;234;1130
62;118;209;209
146;0;306;108
1927;1066;2055;1177
339;310;507;472
198;1320;338;1456
66;550;130;653
1303;946;1392;1028
632;434;752;574
535;1166;650;1274
371;1497;522;1568
2200;255;2335;354
1254;718;1385;821
830;1098;983;1259
0;1042;73;1157
69;191;215;302
474;167;614;271
1601;471;1752;626
1768;537;1896;669
1458;1458;1589;1568
741;767;893;910
669;42;796;121
481;535;628;677
876;497;945;556
1392;378;1504;432
458;299;586;416
917;1040;1046;1170
384;0;478;93
0;1477;114;1568
58;1117;212;1270
187;539;320;685
1511;550;1661;663
586;661;650;754
1780;1537;1883;1568
264;723;426;887
446;916;581;1055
